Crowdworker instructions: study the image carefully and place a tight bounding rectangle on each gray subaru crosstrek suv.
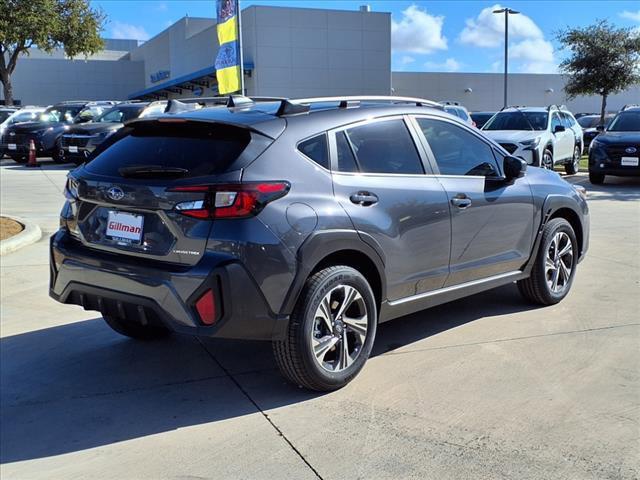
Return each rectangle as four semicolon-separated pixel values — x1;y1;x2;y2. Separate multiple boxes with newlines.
50;96;590;391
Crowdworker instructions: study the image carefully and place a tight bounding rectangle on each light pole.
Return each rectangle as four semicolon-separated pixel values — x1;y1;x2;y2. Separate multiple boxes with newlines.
493;7;520;108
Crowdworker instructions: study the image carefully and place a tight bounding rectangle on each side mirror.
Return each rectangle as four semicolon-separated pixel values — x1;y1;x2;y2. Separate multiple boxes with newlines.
504;155;527;180
596;124;605;132
553;125;566;134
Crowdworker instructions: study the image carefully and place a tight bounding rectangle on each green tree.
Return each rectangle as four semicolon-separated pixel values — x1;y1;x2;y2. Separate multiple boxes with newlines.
0;0;106;105
556;20;640;124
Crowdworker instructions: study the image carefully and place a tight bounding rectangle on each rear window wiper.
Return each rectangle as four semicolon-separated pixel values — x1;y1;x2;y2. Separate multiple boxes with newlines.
119;165;189;178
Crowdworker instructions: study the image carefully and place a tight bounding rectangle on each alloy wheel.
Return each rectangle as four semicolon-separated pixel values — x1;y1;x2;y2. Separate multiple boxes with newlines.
543;151;554;170
573;146;581;170
545;231;574;294
311;284;368;372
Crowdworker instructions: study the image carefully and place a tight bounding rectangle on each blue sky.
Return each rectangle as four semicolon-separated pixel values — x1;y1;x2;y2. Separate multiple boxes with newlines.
92;0;640;74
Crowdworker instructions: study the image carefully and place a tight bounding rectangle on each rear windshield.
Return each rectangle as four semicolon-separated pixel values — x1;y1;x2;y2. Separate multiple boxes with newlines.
85;122;251;178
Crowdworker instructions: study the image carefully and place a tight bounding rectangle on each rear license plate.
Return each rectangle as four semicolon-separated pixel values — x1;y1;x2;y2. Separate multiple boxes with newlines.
106;211;144;244
621;156;639;167
69;146;78;153
8;143;16;150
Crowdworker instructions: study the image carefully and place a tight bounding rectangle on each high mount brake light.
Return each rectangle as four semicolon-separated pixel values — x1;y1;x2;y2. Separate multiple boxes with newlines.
170;182;290;219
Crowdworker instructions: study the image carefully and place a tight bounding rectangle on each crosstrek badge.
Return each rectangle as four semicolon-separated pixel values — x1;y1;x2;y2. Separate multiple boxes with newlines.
106;211;144;243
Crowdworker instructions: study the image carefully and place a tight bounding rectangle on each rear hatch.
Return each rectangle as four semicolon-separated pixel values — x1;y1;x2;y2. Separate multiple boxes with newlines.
66;118;277;266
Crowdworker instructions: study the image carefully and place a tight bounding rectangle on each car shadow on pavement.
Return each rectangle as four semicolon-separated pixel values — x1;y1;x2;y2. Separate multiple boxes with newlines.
563;175;640;202
0;284;537;464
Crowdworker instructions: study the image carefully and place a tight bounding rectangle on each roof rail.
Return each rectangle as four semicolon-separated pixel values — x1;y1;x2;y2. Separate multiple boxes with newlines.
621;103;640;111
158;95;442;117
440;101;460;106
275;96;442;116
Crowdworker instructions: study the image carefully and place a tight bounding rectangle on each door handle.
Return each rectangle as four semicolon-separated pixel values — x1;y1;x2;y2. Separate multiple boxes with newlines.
451;194;472;209
350;191;378;206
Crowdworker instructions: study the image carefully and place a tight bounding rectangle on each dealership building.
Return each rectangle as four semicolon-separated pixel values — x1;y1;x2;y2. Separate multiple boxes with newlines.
4;4;639;111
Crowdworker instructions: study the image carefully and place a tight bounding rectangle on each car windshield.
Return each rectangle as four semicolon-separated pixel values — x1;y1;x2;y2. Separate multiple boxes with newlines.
607;112;640;132
483;111;548;131
40;106;83;123
96;106;145;123
0;111;14;123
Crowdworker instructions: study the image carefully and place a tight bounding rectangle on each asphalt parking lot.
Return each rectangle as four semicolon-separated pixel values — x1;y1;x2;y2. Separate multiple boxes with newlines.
1;158;639;479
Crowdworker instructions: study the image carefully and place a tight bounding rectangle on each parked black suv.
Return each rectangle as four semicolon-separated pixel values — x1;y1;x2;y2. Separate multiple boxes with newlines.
50;96;590;391
60;101;168;165
588;106;640;184
0;101;117;163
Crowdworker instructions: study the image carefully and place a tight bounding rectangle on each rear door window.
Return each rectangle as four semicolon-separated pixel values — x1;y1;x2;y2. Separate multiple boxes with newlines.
335;131;359;172
341;119;424;174
85;122;252;178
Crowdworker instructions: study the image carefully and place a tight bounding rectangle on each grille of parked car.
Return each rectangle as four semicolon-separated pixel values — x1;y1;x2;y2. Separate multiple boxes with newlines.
2;132;31;146
61;135;92;148
605;144;640;164
499;143;518;154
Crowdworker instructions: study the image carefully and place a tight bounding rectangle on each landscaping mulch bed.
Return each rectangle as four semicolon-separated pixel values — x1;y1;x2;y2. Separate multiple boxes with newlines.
0;217;23;241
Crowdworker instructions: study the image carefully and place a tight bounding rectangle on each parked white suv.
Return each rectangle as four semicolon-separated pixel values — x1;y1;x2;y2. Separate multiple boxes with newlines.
482;105;583;174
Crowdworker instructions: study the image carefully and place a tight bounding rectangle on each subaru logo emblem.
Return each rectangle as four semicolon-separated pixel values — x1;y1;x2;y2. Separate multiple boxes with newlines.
625;147;637;154
9;132;15;136
107;186;125;201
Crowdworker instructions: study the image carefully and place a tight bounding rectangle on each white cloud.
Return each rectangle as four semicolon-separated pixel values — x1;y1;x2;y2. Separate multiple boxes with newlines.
620;10;640;22
425;58;463;72
459;4;544;48
110;21;150;41
459;4;556;73
156;2;169;12
391;5;448;54
400;55;415;65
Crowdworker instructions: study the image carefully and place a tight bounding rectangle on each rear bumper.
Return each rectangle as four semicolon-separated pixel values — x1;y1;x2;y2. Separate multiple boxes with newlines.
49;230;287;340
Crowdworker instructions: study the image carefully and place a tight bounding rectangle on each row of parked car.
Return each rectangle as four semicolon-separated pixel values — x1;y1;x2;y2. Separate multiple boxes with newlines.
1;98;639;185
0;100;168;165
466;104;639;184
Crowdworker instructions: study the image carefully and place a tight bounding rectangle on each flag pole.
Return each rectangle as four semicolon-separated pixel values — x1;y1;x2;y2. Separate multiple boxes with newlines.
237;0;245;95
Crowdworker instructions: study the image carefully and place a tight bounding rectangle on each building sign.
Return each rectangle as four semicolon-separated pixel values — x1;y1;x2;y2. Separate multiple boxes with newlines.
150;70;170;83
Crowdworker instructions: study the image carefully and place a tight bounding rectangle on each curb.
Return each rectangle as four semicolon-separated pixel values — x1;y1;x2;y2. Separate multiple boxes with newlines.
0;216;42;256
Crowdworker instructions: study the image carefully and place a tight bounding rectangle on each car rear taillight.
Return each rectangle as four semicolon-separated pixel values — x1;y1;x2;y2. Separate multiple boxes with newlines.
170;182;290;219
195;289;217;325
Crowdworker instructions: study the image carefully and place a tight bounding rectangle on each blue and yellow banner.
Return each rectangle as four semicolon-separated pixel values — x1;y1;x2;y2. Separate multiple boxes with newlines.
215;0;241;95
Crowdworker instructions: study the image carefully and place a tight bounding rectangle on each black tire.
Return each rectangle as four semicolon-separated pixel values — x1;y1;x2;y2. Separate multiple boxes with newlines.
52;142;66;164
541;148;554;170
518;218;578;305
103;314;171;340
564;144;581;175
589;172;605;184
9;154;27;164
273;265;377;391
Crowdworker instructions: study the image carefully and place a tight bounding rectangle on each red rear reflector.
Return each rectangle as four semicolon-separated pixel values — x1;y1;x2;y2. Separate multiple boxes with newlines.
195;289;217;325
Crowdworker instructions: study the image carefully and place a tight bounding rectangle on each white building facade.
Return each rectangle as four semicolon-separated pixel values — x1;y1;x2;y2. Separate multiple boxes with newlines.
3;5;638;112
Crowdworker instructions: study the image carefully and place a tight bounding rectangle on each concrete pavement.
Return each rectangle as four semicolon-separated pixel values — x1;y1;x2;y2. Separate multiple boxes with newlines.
1;159;639;479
